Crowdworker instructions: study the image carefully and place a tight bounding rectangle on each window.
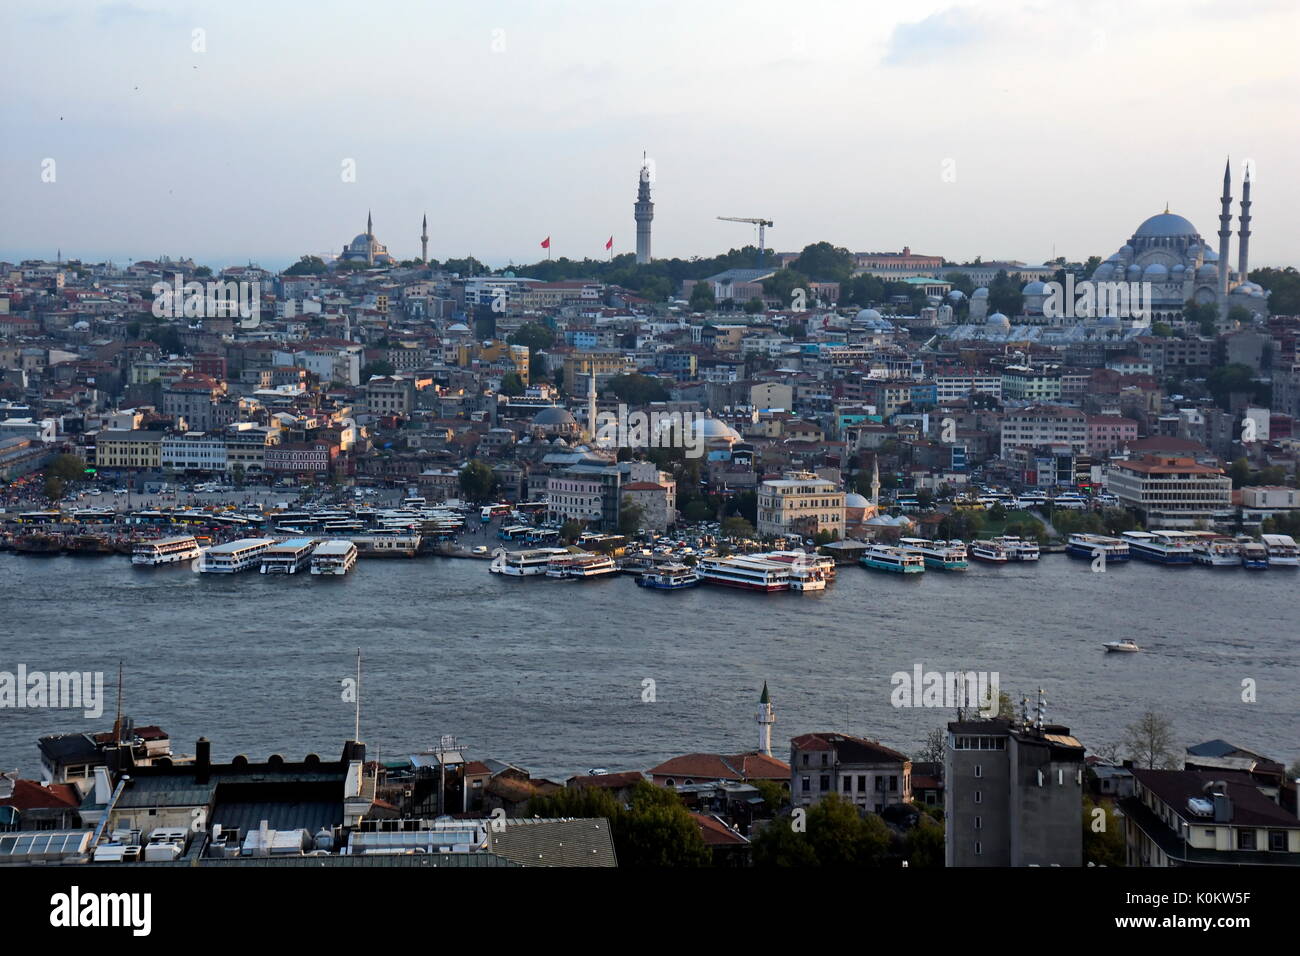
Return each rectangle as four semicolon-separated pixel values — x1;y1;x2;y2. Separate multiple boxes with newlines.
889;776;898;792
819;775;830;792
1236;830;1256;851
1268;831;1286;852
975;765;982;778
975;816;982;830
974;841;982;856
801;776;810;793
974;791;982;804
857;775;866;791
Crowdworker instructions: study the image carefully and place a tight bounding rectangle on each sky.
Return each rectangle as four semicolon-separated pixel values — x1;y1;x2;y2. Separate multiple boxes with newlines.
2;0;1298;271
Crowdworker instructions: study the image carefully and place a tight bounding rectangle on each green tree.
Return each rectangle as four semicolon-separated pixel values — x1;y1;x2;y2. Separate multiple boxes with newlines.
458;459;497;503
607;373;669;405
903;814;945;867
744;296;765;314
762;268;812;308
688;281;716;312
283;255;327;276
721;515;755;539
43;475;65;501
791;241;855;283
360;360;395;381
508;322;555;351
619;495;645;537
528;782;709;867
498;371;524;396
559;519;584;543
1083;796;1125;867
47;454;88;482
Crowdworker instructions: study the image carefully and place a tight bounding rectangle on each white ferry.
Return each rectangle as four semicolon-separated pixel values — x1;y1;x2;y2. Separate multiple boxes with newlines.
351;534;421;558
758;551;837;589
311;539;358;576
1261;533;1300;567
860;544;925;574
994;536;1040;561
132;536;202;566
197;538;275;573
1237;538;1269;570
968;539;1010;563
698;556;792;592
490;547;571;577
1066;534;1130;563
635;563;700;590
260;537;318;574
1190;535;1239;567
546;551;619;579
1120;530;1195;566
898;537;968;571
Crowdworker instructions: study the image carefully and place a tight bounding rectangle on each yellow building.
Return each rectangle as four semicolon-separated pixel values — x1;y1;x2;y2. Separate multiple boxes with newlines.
562;352;629;394
95;430;164;470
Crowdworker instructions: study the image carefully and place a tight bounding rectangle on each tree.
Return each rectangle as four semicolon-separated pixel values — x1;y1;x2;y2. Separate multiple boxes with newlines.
1123;711;1179;769
1250;265;1300;315
559;519;583;544
791;241;855;283
744;296;765;314
916;728;946;767
721;515;755;539
762;268;812;308
1083;796;1125;867
47;454;88;482
360;360;395;381
43;475;65;501
904;814;945;867
231;464;245;488
607;373;669;405
688;281;716;312
1228;457;1252;489
619;496;645;537
528;781;709;867
498;372;524;396
283;255;327;276
508;322;555;351
458;459;497;503
752;794;892;867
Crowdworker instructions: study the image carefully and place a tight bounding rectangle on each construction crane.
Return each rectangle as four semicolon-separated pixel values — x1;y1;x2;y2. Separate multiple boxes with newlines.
717;216;773;264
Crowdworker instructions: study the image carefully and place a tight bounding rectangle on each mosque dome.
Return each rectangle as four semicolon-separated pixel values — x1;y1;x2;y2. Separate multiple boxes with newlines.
971;287;989;299
987;312;1011;329
1143;263;1169;281
1092;263;1115;280
447;322;471;332
1196;263;1218;280
1022;280;1048;296
1133;212;1200;238
845;492;870;509
1171;263;1186;275
856;308;883;322
532;406;577;428
691;417;741;442
947;289;965;300
1126;264;1143;281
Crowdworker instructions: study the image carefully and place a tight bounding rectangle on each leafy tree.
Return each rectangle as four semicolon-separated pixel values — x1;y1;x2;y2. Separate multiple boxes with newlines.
751;778;788;816
619;495;645;537
762;268;812;308
1249;265;1300;315
498;372;524;397
752;794;891;867
458;459;497;503
1123;711;1179;769
47;454;88;482
43;475;65;501
744;296;765;314
683;499;713;523
791;241;855;283
607;373;669;405
283;255;327;276
1083;796;1125;867
688;281;716;312
508;322;555;351
721;516;755;539
904;814;945;867
528;781;709;867
360;360;395;380
192;265;212;278
559;519;584;544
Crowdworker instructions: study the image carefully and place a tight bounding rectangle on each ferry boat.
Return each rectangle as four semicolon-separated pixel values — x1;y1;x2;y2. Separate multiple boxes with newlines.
635;562;700;590
994;536;1040;561
1120;530;1195;565
758;551;836;589
490;547;571;576
1237;539;1269;570
698;556;792;592
311;539;359;576
1261;533;1300;567
197;538;275;573
1190;535;1239;567
351;534;421;558
1103;638;1140;653
968;539;1010;563
545;552;619;579
260;537;318;574
898;537;968;571
132;535;202;566
1066;534;1130;563
860;544;925;574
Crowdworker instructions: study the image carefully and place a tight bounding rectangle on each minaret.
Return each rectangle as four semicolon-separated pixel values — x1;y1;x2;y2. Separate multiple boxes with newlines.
587;363;598;442
420;214;429;264
756;682;775;756
1237;167;1252;284
1217;159;1232;303
871;455;881;510
634;153;654;265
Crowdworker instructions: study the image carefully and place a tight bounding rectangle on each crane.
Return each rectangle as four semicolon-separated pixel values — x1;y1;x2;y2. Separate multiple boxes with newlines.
717;216;773;264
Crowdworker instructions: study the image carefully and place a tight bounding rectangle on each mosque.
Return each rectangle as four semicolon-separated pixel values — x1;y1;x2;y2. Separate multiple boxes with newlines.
339;211;397;267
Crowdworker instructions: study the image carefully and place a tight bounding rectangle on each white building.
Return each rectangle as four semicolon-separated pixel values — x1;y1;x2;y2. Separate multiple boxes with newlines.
756;471;845;539
1105;456;1232;527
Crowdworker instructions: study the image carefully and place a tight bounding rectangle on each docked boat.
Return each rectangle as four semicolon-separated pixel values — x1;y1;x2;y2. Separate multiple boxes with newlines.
994;535;1040;561
490;547;571;576
860;544;925;574
1103;638;1140;653
1261;533;1300;567
311;539;359;576
968;539;1010;563
1120;530;1195;565
635;562;701;590
1237;539;1269;570
898;537;968;571
1190;535;1239;567
698;556;792;592
351;533;421;558
132;535;202;566
197;538;275;573
260;537;318;574
757;551;835;589
1066;534;1130;563
546;551;619;579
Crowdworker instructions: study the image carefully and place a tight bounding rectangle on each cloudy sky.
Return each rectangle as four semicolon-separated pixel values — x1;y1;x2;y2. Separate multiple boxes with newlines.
2;0;1297;270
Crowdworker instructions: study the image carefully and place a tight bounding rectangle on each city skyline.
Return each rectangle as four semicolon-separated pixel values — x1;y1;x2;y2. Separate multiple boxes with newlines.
3;0;1299;268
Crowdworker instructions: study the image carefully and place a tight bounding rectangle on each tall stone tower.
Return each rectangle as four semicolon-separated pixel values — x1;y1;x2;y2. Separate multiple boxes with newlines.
366;210;375;267
1217;160;1232;303
756;682;775;756
634;154;653;265
1238;167;1252;284
420;213;429;264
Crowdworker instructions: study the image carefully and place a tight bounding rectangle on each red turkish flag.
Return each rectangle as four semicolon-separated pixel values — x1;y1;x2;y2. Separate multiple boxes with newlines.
605;236;613;250
540;236;551;249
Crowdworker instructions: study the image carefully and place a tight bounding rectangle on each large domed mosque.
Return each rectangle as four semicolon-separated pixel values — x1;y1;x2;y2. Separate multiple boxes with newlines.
339;211;396;266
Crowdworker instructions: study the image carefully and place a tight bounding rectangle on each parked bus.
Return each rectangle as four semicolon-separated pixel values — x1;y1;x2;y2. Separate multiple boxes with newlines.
480;503;512;522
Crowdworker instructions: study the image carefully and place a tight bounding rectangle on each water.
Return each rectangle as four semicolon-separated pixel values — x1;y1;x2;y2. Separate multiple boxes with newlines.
1;552;1296;779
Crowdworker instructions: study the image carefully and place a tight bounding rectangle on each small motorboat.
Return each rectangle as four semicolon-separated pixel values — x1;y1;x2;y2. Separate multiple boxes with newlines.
1103;638;1140;653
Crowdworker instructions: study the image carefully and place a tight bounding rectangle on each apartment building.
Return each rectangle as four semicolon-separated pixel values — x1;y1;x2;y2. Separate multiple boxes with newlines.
934;369;1002;403
1086;414;1139;457
1105;455;1232;527
789;733;911;811
999;405;1088;458
1001;365;1062;403
94;430;164;470
756;471;845;538
161;432;228;474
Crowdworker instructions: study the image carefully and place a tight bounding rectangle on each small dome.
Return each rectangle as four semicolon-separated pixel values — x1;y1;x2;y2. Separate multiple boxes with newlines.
1022;280;1047;296
1171;263;1186;274
1119;244;1135;255
692;418;741;442
1093;263;1115;280
987;311;1010;327
1196;264;1218;280
1143;263;1168;280
447;322;470;332
971;287;989;298
845;492;870;509
947;289;965;300
1126;264;1143;280
856;308;883;322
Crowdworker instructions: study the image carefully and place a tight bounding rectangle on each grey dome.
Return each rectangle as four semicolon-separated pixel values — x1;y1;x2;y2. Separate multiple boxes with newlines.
971;287;989;298
1133;212;1199;238
532;406;577;427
